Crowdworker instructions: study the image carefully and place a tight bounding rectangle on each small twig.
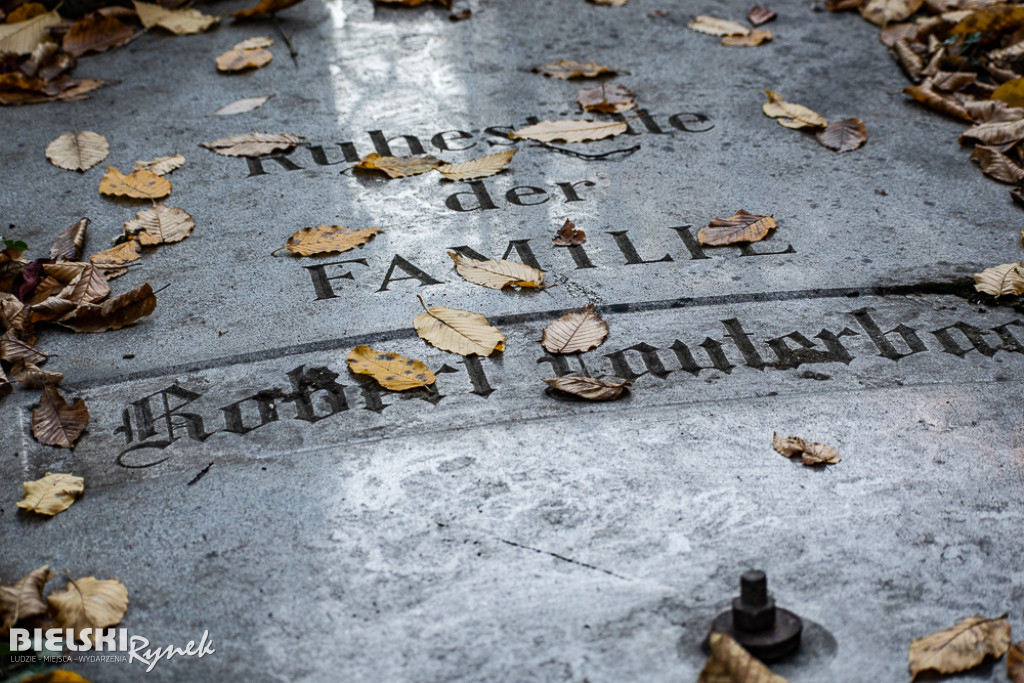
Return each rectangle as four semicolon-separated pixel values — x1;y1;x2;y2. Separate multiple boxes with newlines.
270;246;289;256
272;15;299;65
187;462;213;486
152;283;172;295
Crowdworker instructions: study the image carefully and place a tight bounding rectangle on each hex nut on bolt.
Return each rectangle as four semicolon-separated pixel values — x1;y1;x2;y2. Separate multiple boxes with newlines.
708;570;803;662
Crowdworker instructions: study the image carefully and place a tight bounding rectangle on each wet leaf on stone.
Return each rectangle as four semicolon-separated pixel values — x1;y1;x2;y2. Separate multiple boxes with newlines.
32;385;89;448
133;154;185;176
50;218;88;260
687;15;749;36
577;82;635;113
10;360;64;389
45;131;109;172
772;432;841;466
542;376;630;401
970;145;1024;183
48;576;128;640
816;117;868;152
89;238;141;269
509;119;627;143
232;0;305;18
0;565;55;629
57;282;156;333
436;149;516;180
762;90;827;129
553;218;586;246
16;472;83;516
0;10;61;55
747;5;776;25
414;298;505;356
355;152;441;178
448;252;545;290
542;304;608;354
533;59;618;79
721;29;773;46
132;0;217;34
284;225;380;256
909;615;1011;679
973;262;1024;296
212;94;273;116
200;132;303;157
346;345;436;391
699;632;790;683
62;14;133;57
98;167;171;200
123;204;194;246
698;210;776;246
860;0;922;26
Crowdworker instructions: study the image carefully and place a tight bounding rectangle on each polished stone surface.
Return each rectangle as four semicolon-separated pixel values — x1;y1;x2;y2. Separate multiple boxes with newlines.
1;0;1022;680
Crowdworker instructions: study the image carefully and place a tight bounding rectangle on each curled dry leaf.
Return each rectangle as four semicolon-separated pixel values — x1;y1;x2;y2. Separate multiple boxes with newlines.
436;149;516;180
816;117;868;152
762;90;827;129
1009;642;1024;683
1;329;47;364
533;59;618;79
62;14;132;57
346;345;436;391
48;576;129;641
909;615;1011;679
123;204;194;245
414;299;505;356
11;361;64;389
90;239;141;269
201;132;303;157
553;218;586;246
860;0;923;26
49;217;88;260
903;83;973;122
542;376;630;401
57;264;110;305
960;118;1024;146
688;16;750;36
232;0;305;19
542;304;608;354
699;632;790;683
133;154;185;176
509;119;627;143
28;297;76;323
132;0;218;34
45;132;109;172
99;167;171;200
0;367;11;399
698;210;777;246
212;94;273;116
893;39;923;82
285;225;380;256
577;82;635;113
448;252;545;290
58;282;156;333
355;153;441;178
747;5;777;26
0;565;55;629
217;46;273;72
721;29;773;47
16;472;84;516
32;385;89;448
772;432;841;466
971;145;1024;183
973;262;1024;296
0;10;61;55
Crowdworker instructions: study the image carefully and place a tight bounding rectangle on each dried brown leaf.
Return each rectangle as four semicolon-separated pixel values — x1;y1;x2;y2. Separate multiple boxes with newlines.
57;264;110;305
762;90;827;129
747;5;776;25
45;131;109;172
542;376;630;401
590;0;627;5
16;472;83;515
132;0;217;34
893;39;923;81
577;83;635;113
89;238;141;269
931;70;976;92
57;282;156;333
1009;642;1024;683
699;632;791;683
29;297;76;323
99;167;171;200
413;300;505;356
880;22;919;47
533;59;618;79
722;29;773;46
542;304;608;354
49;218;88;261
200;132;303;157
133;154;185;176
688;16;750;36
233;36;274;49
0;10;61;55
284;225;380;256
971;145;1024;183
961;117;1024;145
62;14;132;57
1;328;46;364
346;345;436;391
909;615;1011;678
698;210;777;246
48;576;129;640
0;565;55;629
772;432;841;465
123;204;194;246
0;366;11;399
10;361;64;388
816;117;868;152
861;0;923;25
448;252;546;290
973;262;1024;296
232;0;305;18
355;152;440;178
825;0;865;10
216;47;272;72
435;149;516;180
903;83;973;121
508;119;627;143
552;219;586;246
32;385;89;448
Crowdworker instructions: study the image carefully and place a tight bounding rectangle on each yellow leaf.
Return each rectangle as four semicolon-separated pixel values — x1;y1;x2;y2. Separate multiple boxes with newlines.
98;167;171;200
990;77;1024;108
133;154;185;176
721;29;773;47
973;262;1024;296
909;615;1011;679
436;149;516;180
414;298;505;356
132;0;217;34
698;210;777;246
688;15;750;36
201;132;303;157
346;345;435;391
355;152;440;178
22;671;92;683
860;0;923;26
217;47;273;72
123;204;194;245
448;252;545;290
0;565;55;629
90;239;142;268
950;4;1024;35
32;385;89;448
699;632;790;683
16;472;84;516
772;432;841;466
762;90;827;129
284;225;380;256
533;59;618;79
542;376;630;401
45;131;109;172
508;119;627;143
542;304;608;354
48;576;129;641
0;9;61;55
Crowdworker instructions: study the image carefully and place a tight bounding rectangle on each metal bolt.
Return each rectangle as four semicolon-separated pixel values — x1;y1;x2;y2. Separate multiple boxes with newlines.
708;569;803;662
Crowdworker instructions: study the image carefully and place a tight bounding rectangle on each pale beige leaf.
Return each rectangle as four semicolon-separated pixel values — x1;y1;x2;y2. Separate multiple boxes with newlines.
123;204;194;246
861;0;923;25
0;9;61;55
1009;642;1024;683
909;616;1011;678
32;385;89;448
45;132;109;172
49;218;88;260
973;262;1024;296
509;119;627;143
133;154;185;176
200;132;303;157
346;345;436;391
699;632;791;683
98;167;171;200
577;83;635;113
0;329;46;364
688;15;750;36
414;301;506;356
698;210;777;246
48;576;129;640
132;0;217;34
721;29;773;46
233;36;273;50
542;304;608;354
436;149;516;181
448;252;545;290
542;376;630;401
285;225;380;256
0;566;55;629
90;239;142;269
16;472;83;516
216;47;273;72
533;59;618;79
212;95;273;116
772;432;841;466
971;145;1024;183
10;361;64;389
355;153;440;178
762;90;827;129
960;117;1024;145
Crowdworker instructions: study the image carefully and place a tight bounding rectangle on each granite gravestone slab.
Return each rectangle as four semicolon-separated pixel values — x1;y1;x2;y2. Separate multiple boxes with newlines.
1;0;1022;680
